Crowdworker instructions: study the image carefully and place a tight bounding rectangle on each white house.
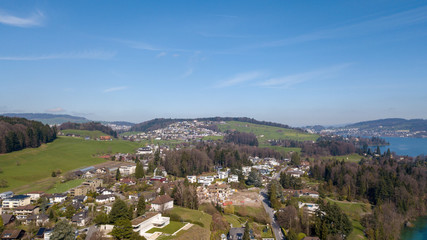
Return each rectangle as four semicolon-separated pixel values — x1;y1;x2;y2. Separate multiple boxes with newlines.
298;202;319;214
186;176;197;184
137;147;153;155
228;175;239;183
119;165;136;176
96;194;116;204
48;194;67;204
242;167;252;176
150;195;174;212
198;176;214;186
26;191;44;203
218;171;228;179
131;212;170;238
2;195;31;210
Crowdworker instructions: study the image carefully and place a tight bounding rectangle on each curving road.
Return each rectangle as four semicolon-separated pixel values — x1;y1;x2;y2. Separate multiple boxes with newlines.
260;188;284;240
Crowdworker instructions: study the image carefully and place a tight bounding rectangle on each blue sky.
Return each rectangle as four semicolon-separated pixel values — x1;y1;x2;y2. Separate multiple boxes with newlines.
1;1;426;126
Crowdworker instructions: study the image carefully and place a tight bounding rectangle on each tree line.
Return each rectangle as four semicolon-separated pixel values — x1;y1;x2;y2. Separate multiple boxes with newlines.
310;155;427;239
59;121;117;138
163;142;281;177
0;116;57;153
224;131;259;146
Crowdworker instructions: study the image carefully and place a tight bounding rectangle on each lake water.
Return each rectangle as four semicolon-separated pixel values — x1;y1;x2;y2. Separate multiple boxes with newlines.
374;137;427;157
400;216;427;240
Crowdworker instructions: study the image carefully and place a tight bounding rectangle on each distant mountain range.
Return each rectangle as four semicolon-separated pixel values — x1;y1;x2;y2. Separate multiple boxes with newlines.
0;113;134;126
345;118;427;132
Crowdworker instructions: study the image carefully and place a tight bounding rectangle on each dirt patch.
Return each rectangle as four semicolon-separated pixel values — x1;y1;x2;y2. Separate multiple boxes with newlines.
229;189;262;207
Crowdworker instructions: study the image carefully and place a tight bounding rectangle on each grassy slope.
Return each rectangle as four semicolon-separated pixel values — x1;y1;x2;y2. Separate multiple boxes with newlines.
326;198;371;240
146;221;186;234
61;129;109;139
0;136;141;192
169;206;212;229
46;179;85;194
218;121;318;154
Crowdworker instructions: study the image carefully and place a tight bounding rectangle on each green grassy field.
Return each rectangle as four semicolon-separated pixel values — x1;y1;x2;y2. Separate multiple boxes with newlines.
326;198;371;240
146;221;186;234
168;206;212;230
321;153;363;163
224;214;243;227
46;179;85;194
61;129;109;139
218;121;318;143
0;136;142;193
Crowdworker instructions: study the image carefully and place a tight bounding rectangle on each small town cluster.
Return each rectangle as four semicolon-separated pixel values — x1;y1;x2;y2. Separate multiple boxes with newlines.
123;120;224;141
0;145;320;240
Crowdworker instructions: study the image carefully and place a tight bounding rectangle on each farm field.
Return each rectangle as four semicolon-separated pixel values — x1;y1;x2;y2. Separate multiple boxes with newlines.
0;136;141;193
218;121;319;143
60;129;109;139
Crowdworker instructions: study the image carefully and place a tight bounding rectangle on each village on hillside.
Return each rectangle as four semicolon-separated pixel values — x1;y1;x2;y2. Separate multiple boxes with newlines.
0;142;320;240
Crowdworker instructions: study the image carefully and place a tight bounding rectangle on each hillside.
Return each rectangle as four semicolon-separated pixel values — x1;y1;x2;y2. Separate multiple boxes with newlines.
59;122;118;138
0;136;141;193
346;118;427;131
130;117;294;132
1;113;90;125
0;116;57;153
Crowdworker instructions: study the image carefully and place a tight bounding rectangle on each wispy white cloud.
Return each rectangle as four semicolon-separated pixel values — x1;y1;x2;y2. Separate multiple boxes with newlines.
104;86;128;93
259;64;351;88
254;6;427;48
46;107;65;113
116;39;192;53
156;52;167;58
216;71;264;88
0;9;44;27
0;50;116;61
181;68;194;79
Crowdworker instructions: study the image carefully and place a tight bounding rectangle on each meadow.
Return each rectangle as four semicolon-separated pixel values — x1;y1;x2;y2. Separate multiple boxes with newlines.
60;129;109;139
0;136;142;193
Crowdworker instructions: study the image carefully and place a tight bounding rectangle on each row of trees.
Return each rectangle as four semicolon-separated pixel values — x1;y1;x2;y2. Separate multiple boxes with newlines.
224;131;259;146
309;155;427;239
0;116;57;153
59;121;117;138
163;142;281;177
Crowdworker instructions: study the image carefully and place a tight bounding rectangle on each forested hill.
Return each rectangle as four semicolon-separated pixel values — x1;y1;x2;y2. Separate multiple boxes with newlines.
346;118;427;131
130;117;293;132
1;113;89;125
59;122;118;138
0;116;57;153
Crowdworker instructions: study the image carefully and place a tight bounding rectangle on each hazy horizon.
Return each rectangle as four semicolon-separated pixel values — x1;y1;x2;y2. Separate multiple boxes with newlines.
1;1;427;126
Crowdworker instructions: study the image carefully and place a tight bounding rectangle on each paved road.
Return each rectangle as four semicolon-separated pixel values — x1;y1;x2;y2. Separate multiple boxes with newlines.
260;188;284;240
259;167;288;240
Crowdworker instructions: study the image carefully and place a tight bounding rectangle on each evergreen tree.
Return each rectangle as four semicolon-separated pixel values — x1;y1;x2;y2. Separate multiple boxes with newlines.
50;220;75;240
137;196;146;216
111;218;133;240
243;222;250;240
116;168;121;181
109;199;130;223
291;152;301;166
246;170;262;187
135;162;145;179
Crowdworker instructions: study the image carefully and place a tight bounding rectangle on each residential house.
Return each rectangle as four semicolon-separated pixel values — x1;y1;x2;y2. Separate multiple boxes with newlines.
150;176;167;183
1;215;15;226
48;193;67;204
72;211;88;227
186;176;197;183
241;167;252;176
119;165;136;176
151;195;173;211
0;192;13;200
34;228;52;240
228;175;239;183
96;195;115;204
14;205;39;220
2;195;31;213
0;229;25;240
227;227;244;240
218;171;229;179
26;214;49;226
298;202;319;214
120;178;136;185
137;147;152;155
96;167;108;174
83;171;95;179
198;176;214;186
141;192;156;202
283;189;319;198
72;196;87;204
26;191;44;203
131;212;170;239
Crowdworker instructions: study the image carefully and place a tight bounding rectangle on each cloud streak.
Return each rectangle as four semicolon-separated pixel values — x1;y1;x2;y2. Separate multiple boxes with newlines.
215;71;264;88
0;50;116;61
0;9;44;27
253;6;427;49
104;86;128;93
259;64;351;88
46;107;65;113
